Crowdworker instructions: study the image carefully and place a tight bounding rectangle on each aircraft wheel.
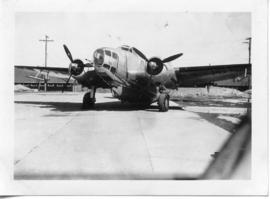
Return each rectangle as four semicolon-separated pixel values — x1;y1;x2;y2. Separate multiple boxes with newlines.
82;92;95;109
158;93;169;112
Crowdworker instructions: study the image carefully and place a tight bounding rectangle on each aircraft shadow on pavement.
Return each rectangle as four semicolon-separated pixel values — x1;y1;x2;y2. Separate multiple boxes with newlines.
14;100;184;112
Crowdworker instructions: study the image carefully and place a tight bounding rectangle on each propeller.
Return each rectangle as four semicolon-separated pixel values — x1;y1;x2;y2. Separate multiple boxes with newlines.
62;73;72;93
162;53;183;63
62;44;75;92
62;44;87;92
63;44;74;62
133;47;183;75
62;44;94;92
132;47;148;61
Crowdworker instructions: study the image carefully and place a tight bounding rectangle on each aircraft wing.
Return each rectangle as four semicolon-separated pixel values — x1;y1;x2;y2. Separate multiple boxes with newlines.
15;65;71;82
15;65;110;88
175;63;251;86
15;65;69;73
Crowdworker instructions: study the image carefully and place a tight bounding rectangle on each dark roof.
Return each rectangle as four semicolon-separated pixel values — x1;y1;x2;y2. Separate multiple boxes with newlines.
15;65;69;72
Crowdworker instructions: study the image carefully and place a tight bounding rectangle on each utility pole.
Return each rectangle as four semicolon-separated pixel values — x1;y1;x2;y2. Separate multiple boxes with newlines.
243;37;252;90
243;37;251;64
39;35;54;92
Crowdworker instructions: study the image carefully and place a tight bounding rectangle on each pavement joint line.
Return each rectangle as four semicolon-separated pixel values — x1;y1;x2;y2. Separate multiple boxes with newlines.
14;111;79;166
136;113;154;173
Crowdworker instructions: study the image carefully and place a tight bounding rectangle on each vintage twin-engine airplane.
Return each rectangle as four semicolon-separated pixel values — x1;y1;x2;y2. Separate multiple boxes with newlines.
16;44;251;112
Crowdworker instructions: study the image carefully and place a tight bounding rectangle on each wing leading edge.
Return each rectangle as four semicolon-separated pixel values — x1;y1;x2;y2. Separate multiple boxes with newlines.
175;64;251;86
15;65;69;73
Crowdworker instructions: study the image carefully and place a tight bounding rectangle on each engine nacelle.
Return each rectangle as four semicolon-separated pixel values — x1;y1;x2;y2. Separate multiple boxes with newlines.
69;59;84;76
146;57;164;76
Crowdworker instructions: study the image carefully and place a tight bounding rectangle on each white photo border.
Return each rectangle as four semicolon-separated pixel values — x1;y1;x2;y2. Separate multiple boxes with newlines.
0;0;268;196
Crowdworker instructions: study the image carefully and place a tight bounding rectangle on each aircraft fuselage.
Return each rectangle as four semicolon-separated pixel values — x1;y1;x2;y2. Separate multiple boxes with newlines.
74;45;178;104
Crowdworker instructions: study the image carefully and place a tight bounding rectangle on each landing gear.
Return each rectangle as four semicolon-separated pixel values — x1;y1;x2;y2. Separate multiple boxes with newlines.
82;87;96;109
158;93;169;112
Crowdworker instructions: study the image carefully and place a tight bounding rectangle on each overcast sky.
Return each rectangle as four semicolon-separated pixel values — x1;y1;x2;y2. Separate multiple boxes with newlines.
15;12;250;68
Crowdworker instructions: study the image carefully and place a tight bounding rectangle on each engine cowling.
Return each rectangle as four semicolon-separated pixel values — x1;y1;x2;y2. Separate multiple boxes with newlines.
146;57;164;75
69;59;84;76
132;47;183;76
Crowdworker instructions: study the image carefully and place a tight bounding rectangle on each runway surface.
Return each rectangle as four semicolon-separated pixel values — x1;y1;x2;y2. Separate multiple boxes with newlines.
14;92;232;179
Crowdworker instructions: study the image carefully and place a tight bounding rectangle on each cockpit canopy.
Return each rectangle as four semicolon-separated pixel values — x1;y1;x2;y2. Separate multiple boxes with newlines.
93;48;119;72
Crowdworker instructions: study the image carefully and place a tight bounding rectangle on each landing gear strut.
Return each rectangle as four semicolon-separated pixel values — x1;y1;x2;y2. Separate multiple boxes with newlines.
82;86;96;109
157;84;169;112
158;93;169;112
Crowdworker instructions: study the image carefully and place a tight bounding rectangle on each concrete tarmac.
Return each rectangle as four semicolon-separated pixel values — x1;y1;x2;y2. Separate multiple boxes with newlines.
14;92;231;179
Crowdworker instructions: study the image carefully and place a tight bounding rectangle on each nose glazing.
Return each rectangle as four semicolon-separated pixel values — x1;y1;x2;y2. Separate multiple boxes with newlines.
93;49;104;66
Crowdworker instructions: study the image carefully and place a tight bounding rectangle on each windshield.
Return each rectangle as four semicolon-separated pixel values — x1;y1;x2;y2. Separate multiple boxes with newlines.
93;49;104;65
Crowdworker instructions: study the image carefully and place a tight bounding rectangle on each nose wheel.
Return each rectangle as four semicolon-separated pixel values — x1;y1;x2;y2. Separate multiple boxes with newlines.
82;87;96;109
158;93;169;112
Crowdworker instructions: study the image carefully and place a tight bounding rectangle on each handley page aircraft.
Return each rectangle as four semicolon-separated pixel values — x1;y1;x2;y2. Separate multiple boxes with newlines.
16;44;251;112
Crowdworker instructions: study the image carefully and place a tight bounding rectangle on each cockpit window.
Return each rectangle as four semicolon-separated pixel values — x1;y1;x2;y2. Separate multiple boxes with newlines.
94;49;104;65
110;66;116;74
120;46;130;51
112;52;118;59
103;64;110;70
105;50;111;56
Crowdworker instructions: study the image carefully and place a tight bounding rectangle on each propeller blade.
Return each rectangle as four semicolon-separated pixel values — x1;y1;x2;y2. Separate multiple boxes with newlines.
162;53;183;63
132;47;148;61
63;44;73;62
62;73;72;93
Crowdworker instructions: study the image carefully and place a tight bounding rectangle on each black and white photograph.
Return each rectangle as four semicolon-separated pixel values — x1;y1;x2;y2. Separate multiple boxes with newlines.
14;11;252;180
0;0;268;196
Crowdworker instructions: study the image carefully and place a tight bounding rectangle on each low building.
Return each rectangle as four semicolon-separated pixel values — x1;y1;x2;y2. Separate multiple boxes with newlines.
214;75;251;91
15;65;76;91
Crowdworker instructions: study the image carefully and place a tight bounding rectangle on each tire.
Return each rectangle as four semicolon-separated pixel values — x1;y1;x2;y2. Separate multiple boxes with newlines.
82;92;95;109
158;93;169;112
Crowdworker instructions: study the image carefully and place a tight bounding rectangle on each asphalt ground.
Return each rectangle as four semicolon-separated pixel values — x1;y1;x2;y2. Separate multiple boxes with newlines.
14;92;249;179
